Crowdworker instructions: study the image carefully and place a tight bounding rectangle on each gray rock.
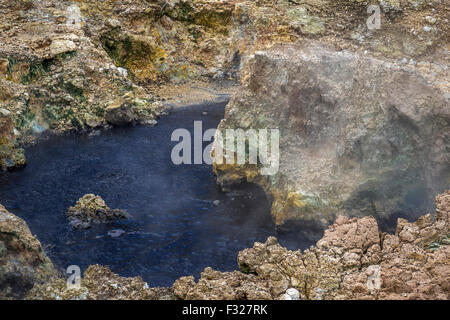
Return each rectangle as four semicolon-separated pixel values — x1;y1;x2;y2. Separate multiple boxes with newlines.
0;205;56;299
0;108;11;116
424;16;436;25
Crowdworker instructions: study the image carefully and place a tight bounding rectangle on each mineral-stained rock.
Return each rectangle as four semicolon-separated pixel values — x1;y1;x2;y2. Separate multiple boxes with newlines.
27;265;175;300
67;194;130;229
25;191;450;300
214;41;450;226
105;101;136;126
0;116;26;171
173;267;273;300
0;204;56;299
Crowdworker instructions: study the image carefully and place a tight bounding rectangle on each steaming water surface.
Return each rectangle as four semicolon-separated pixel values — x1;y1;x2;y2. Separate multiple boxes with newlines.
0;102;316;286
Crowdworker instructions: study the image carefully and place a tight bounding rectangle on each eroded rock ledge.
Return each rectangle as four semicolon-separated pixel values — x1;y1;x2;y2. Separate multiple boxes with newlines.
214;41;449;226
26;191;449;300
0;205;56;299
173;191;449;300
26;264;174;300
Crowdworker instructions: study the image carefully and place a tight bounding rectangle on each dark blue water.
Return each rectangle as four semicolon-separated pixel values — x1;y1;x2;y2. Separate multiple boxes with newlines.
0;102;315;287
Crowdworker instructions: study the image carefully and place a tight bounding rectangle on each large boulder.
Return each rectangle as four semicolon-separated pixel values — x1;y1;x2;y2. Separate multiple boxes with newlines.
67;194;130;229
0;204;56;299
214;41;450;226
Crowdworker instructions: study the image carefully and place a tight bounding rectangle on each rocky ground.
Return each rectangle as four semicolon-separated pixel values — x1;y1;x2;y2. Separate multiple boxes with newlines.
24;191;449;300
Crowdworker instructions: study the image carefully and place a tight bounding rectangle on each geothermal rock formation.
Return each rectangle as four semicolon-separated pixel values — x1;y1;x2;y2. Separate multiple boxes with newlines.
67;194;130;229
27;265;174;300
0;0;449;300
1;0;448;160
0;205;56;299
0;115;26;170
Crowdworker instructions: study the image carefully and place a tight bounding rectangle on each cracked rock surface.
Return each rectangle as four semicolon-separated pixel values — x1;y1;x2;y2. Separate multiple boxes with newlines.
66;194;130;229
214;41;449;226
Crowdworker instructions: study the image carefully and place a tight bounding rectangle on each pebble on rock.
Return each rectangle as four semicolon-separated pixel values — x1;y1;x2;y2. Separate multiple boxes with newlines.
282;288;300;300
